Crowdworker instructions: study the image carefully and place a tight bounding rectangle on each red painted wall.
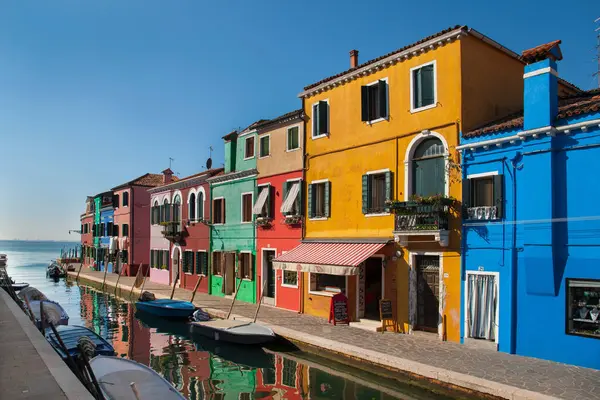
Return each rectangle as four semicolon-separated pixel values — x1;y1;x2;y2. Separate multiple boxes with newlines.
80;214;94;267
131;186;151;275
257;170;303;312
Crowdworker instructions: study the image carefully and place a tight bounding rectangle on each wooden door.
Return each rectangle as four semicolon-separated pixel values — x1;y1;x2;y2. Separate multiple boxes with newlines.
416;255;440;332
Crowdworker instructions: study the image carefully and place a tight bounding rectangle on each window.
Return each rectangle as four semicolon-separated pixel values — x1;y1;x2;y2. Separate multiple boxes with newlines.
112;194;120;208
122;192;129;207
183;251;194;273
308;181;330;219
241;193;253;223
361;80;388;122
121;250;128;263
197;191;204;221
213;198;225;224
465;174;503;220
151;200;160;225
312;100;329;138
173;194;182;222
411;62;436;111
567;279;600;339
122;224;129;237
212;252;223;275
189;192;196;221
162;199;171;222
362;172;391;214
245;136;255;159
238;253;253;280
259;135;270;158
310;273;346;294
196;251;208;275
281;181;302;216
283;271;298;286
92;224;96;237
253;186;272;219
262;367;276;385
282;359;297;388
412;138;445;197
112;224;119;236
287;126;300;151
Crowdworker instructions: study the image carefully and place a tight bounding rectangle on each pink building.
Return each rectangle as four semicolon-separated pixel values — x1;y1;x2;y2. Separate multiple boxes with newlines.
111;171;174;276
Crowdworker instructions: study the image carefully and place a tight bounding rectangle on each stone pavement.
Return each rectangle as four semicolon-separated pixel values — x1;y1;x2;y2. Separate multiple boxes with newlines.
0;289;92;400
73;269;600;400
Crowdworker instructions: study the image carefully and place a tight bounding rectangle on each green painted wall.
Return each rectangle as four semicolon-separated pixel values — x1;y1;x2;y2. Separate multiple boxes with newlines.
235;132;257;171
93;196;101;247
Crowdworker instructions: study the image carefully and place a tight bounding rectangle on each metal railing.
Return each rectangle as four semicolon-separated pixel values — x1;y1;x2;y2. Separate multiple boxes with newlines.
393;203;450;231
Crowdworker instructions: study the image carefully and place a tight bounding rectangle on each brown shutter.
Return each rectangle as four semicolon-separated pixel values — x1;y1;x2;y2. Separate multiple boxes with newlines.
249;254;254;281
236;253;242;278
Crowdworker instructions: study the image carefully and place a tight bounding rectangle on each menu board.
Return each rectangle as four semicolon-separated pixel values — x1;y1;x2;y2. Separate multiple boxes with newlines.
379;299;393;320
329;293;349;325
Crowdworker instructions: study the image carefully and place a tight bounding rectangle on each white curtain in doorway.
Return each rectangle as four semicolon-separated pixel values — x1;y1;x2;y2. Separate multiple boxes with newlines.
467;274;496;340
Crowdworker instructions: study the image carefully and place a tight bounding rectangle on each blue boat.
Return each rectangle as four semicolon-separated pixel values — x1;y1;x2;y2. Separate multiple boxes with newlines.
45;325;115;360
135;299;195;319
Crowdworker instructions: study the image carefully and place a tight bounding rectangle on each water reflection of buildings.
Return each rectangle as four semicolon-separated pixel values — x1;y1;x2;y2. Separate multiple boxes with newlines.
255;354;308;400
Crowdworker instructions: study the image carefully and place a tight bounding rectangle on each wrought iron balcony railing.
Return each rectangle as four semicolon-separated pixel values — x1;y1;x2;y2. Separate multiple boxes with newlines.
393;203;450;232
161;221;186;242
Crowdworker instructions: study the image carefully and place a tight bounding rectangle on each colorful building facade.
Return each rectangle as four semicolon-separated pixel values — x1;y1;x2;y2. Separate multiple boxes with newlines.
254;110;305;311
208;125;261;304
274;25;532;341
80;196;95;267
459;41;600;368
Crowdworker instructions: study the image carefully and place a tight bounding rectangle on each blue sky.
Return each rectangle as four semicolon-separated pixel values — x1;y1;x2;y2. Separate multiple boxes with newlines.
0;0;597;240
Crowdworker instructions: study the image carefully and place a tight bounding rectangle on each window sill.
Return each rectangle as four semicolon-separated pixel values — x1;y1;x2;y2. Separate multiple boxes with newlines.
309;217;328;221
281;283;299;289
241;221;253;224
365;212;390;218
212;222;225;226
312;134;329;140
286;147;301;153
366;117;388;125
243;156;255;161
410;103;437;114
258;155;271;159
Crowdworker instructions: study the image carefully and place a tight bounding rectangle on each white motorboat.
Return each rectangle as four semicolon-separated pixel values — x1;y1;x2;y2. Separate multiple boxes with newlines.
27;299;69;328
190;318;276;345
90;356;186;400
18;286;48;303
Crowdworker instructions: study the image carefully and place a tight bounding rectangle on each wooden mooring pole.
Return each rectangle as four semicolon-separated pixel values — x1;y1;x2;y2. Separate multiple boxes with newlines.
100;254;109;292
190;275;203;303
226;279;243;320
170;270;180;300
253;280;268;323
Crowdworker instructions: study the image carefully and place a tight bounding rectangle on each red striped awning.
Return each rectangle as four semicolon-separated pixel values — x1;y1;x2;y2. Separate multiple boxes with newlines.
272;242;387;276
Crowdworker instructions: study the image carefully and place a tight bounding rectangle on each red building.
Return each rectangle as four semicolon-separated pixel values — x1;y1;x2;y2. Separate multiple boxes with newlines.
148;168;223;292
254;110;304;311
80;196;95;267
255;353;308;399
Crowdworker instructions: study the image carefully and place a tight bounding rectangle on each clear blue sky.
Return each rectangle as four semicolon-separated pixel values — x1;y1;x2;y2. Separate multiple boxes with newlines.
0;0;597;240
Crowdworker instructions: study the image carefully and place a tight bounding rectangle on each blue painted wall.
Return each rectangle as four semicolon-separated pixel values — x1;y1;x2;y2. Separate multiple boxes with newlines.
99;208;114;273
461;55;600;368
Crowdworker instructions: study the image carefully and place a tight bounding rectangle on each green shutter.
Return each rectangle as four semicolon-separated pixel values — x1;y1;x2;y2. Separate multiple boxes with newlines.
318;101;328;135
421;65;435;106
202;252;208;275
414;158;444;197
313;104;320;137
307;183;313;218
297;180;303;216
493;175;503;218
150;250;154;268
378;80;387;119
361;86;369;122
166;204;171;222
361;174;369;214
385;171;392;212
324;181;331;218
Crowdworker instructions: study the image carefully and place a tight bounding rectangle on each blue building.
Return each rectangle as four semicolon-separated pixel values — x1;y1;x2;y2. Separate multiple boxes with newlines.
98;192;116;272
458;40;600;368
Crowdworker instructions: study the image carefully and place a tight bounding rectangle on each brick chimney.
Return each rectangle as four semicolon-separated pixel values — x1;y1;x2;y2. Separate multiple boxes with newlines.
350;49;359;68
162;168;173;184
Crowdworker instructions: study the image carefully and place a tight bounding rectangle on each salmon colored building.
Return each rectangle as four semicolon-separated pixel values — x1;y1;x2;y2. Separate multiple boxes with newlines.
271;25;576;342
80;196;95;267
254;110;305;311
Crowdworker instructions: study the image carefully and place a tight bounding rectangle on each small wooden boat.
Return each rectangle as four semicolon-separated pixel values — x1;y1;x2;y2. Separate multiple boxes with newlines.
47;263;65;278
90;356;186;399
27;299;69;328
190;319;276;345
45;325;115;360
18;286;48;303
135;299;195;319
0;254;7;267
11;282;29;291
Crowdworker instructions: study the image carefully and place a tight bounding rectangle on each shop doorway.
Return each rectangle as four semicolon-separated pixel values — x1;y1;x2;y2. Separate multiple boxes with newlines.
465;272;498;343
262;249;276;305
222;252;236;295
415;255;440;332
364;257;383;320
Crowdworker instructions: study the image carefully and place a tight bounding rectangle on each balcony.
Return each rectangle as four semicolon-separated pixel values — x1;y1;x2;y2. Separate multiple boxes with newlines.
389;197;453;247
161;221;186;243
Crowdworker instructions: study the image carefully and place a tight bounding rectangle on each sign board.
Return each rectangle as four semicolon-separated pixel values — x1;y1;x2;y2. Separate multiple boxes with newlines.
379;299;398;333
329;293;349;325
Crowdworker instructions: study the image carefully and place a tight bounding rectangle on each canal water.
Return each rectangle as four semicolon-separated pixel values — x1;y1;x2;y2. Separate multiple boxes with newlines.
1;240;482;400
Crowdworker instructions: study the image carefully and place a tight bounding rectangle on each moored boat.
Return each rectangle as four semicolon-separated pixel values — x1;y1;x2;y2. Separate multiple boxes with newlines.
18;286;48;303
11;282;29;291
27;299;69;328
89;356;186;399
0;254;7;267
47;262;65;278
189;318;276;345
135;298;196;319
45;325;115;360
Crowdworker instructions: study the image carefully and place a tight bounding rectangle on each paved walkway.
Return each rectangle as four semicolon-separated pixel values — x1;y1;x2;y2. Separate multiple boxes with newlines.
0;289;92;400
73;269;600;400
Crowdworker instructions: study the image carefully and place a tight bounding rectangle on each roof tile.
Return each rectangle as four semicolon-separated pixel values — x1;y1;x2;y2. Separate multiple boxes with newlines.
521;40;562;63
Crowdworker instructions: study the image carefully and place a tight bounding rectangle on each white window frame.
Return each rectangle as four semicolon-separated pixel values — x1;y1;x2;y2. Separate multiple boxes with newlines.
281;266;299;289
243;136;255;160
364;77;389;125
464;270;500;345
311;99;330;140
286;124;302;152
364;168;391;217
308;178;330;221
410;60;437;114
308;272;348;297
240;192;254;224
258;134;271;159
196;186;206;221
195;249;208;276
184;250;194;275
187;188;197;222
238;250;253;281
122;191;129;208
212;197;225;225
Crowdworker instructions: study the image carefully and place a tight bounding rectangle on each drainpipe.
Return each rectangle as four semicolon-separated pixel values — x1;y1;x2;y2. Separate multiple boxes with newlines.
510;153;522;354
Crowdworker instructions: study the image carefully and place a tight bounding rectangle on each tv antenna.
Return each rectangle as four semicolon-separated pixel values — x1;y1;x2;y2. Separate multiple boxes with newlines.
169;157;175;169
206;146;213;169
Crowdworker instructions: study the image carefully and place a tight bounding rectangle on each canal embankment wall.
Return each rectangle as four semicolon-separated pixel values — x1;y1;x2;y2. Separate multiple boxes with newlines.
70;269;600;400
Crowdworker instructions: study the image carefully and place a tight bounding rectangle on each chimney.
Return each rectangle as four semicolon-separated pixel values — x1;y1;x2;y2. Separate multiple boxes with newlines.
162;168;173;184
522;40;562;130
350;49;359;68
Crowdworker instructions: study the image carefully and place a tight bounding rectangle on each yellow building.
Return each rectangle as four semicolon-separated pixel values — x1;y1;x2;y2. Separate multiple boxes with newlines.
273;25;546;342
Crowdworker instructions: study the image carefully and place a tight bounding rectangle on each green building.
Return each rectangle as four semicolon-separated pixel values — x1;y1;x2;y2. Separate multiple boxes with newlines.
208;124;261;303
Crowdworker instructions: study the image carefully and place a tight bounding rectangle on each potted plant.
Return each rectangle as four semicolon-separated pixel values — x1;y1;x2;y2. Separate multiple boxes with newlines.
284;215;303;225
256;217;272;227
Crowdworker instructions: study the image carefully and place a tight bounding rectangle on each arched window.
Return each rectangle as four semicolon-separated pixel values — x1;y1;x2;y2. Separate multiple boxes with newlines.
412;137;445;197
189;192;196;221
197;191;204;221
173;194;182;222
163;198;170;222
